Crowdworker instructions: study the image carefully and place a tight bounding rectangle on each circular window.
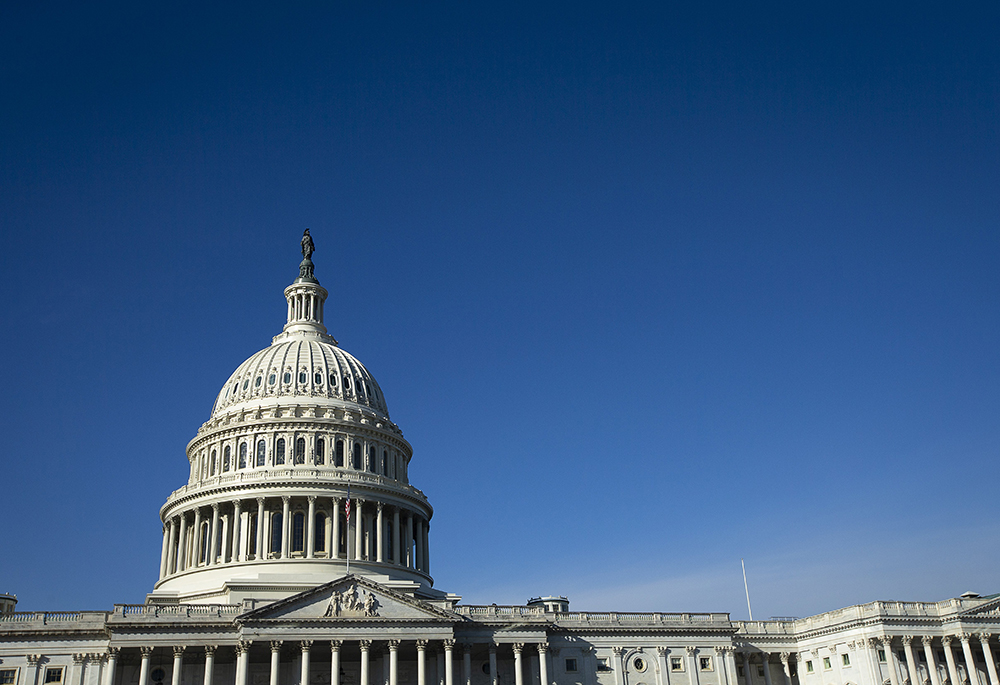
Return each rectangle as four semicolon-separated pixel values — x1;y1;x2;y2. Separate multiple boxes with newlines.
254;376;261;387
481;664;490;675
269;374;276;385
299;371;307;384
633;658;646;672
283;372;291;384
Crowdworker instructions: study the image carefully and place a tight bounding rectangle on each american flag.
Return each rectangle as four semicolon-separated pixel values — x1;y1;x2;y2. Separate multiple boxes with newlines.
345;485;352;522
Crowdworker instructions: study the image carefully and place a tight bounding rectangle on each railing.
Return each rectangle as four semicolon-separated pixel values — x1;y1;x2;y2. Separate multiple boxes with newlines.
455;607;731;624
0;611;106;624
165;470;429;504
113;604;241;618
455;606;546;617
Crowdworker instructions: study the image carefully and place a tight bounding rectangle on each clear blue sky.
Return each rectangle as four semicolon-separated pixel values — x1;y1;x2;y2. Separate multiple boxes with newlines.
1;1;998;618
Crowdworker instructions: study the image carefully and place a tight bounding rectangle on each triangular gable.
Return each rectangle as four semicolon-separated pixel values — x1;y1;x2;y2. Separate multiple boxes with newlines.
237;575;459;622
956;595;1000;618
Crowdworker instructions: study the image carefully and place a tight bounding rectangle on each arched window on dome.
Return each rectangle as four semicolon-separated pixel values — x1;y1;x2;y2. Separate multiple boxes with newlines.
292;512;305;552
352;443;362;470
275;438;285;465
367;445;376;472
283;371;291;384
382;450;388;476
254;376;261;389
294;438;306;465
315;438;325;465
247;516;257;557
335;440;344;467
270;512;282;555
315;513;326;553
298;371;307;384
223;445;231;472
200;521;210;564
239;442;247;469
269;373;276;386
343;375;352;393
210;450;217;476
329;373;337;389
314;372;323;386
256;440;266;466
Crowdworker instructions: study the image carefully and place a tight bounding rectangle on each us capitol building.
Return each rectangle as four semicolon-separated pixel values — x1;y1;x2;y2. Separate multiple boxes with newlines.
2;234;998;685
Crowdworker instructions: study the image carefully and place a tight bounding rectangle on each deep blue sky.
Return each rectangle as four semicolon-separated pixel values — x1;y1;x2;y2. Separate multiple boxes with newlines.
1;1;998;618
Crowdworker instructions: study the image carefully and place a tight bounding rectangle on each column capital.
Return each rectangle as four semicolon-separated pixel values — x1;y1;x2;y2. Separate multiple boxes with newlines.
377;502;384;512
882;636;894;647
388;640;401;651
73;654;88;664
513;643;524;655
716;647;728;656
942;636;954;646
979;634;993;645
301;641;314;651
282;495;290;504
204;646;217;657
237;641;253;655
656;647;668;657
308;495;317;503
921;636;935;647
359;640;372;651
330;640;343;651
902;636;916;645
686;646;698;657
173;646;187;658
464;644;473;656
211;503;219;512
443;640;456;650
611;647;623;657
868;638;882;649
488;644;497;655
957;633;972;645
416;640;428;651
270;641;283;653
139;647;154;658
257;497;265;505
107;647;121;658
536;644;548;655
779;652;790;663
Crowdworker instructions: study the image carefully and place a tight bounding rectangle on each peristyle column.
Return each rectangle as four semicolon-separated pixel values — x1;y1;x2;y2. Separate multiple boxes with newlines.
331;641;342;685
138;647;152;685
203;646;216;685
236;641;251;685
104;648;120;685
392;508;401;564
417;641;428;685
537;645;548;685
389;641;400;685
360;640;371;685
301;641;313;685
444;641;455;685
280;497;290;558
376;504;385;563
958;635;978;685
172;647;186;685
921;637;942;685
232;501;243;562
255;498;265;560
980;635;1000;685
942;637;960;685
307;496;317;558
209;505;220;565
269;641;282;685
902;637;918;685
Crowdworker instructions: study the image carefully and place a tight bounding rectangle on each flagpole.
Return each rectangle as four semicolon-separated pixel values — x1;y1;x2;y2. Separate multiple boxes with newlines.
346;485;351;576
742;558;753;621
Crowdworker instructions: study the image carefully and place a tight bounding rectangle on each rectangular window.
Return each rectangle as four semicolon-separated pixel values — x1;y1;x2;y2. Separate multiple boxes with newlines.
670;658;684;672
842;654;850;667
878;650;886;663
737;666;745;678
565;659;578;673
596;659;610;672
806;661;814;673
44;669;62;684
700;658;713;672
757;666;765;677
1;669;17;685
823;657;831;670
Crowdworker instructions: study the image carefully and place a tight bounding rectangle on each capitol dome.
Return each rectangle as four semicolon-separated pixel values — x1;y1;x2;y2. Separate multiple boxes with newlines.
150;232;436;605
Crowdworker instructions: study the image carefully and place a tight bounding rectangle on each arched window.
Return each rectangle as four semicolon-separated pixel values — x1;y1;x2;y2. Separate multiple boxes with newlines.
210;450;217;475
298;371;307;384
254;376;262;388
270;512;282;554
343;375;351;392
256;440;266;466
315;514;326;552
294;438;306;464
292;512;305;552
200;522;210;563
381;452;388;476
223;445;231;472
239;443;247;469
367;445;376;472
314;372;323;385
335;440;344;467
269;373;276;385
248;516;257;557
283;371;291;384
352;443;362;469
316;438;325;465
329;373;338;387
275;438;285;465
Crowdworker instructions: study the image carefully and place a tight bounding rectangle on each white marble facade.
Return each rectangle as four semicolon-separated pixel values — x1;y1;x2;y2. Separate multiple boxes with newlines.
2;237;998;685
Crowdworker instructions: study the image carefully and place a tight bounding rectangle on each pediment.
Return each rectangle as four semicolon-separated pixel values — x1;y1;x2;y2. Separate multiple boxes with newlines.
238;575;458;622
957;596;1000;618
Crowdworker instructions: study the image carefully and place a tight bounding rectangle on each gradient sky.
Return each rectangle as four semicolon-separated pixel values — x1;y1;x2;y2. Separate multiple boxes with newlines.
1;1;998;618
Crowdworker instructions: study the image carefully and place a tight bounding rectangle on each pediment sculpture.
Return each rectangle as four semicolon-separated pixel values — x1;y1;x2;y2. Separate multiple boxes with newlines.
324;583;380;617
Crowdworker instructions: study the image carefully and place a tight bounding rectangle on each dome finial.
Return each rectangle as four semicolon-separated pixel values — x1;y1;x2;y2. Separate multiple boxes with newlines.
298;228;317;282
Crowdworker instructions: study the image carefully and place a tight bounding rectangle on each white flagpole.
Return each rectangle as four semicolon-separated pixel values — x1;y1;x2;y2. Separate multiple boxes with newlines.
742;558;754;621
346;485;351;576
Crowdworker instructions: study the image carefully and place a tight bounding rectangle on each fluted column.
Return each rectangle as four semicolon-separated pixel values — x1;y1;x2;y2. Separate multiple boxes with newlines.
307;496;317;559
331;498;341;558
232;501;243;562
172;647;186;685
269;642;283;685
331;641;342;685
138;648;152;685
417;641;428;685
209;504;220;565
236;641;251;685
176;515;188;571
882;637;900;685
655;648;670;685
355;500;365;561
901;637;918;685
723;648;737;685
280;496;290;558
202;646;216;685
301;641;313;685
980;635;999;685
166;518;178;573
958;635;977;685
392;508;401;564
537;645;549;685
610;647;624;685
360;640;371;685
489;645;498;685
444;641;455;685
255;498;265;560
389;641;400;685
943;637;961;685
377;504;385;563
922;638;942;685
